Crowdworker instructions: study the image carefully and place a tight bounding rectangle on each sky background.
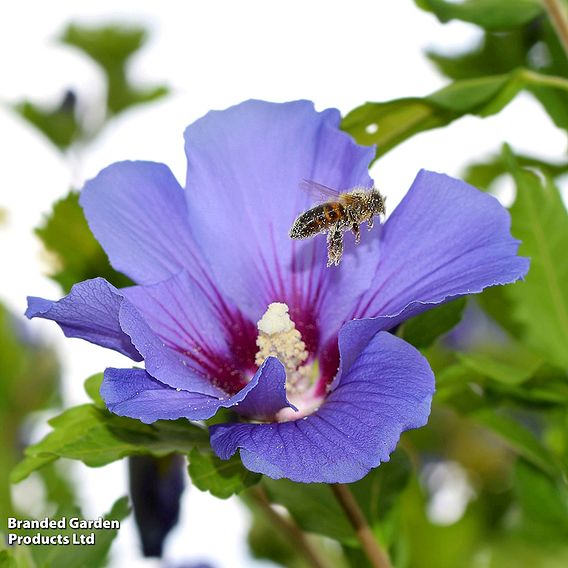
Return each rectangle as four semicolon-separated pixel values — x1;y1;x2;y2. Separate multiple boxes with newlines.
0;1;566;567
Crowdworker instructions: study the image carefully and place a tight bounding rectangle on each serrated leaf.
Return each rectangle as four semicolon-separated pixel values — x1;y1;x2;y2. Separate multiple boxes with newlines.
60;24;168;116
401;297;466;349
502;147;568;369
188;448;260;499
11;404;209;482
35;191;132;293
415;0;542;31
13;91;80;150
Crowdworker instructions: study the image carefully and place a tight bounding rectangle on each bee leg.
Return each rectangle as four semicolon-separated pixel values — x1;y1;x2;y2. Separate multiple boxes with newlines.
326;228;344;267
367;217;374;231
351;223;361;244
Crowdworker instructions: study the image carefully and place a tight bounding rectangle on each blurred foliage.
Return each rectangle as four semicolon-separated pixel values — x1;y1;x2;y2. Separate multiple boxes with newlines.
0;302;60;519
13;23;168;151
61;24;168;116
36;191;132;293
261;449;411;547
0;497;129;568
501;147;568;369
13;91;80;150
416;0;543;30
400;298;467;349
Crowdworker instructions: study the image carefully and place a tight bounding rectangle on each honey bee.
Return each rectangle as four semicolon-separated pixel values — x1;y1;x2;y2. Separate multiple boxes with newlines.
289;180;386;267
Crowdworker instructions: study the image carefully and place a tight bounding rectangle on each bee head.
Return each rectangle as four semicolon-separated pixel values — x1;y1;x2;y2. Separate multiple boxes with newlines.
368;190;386;216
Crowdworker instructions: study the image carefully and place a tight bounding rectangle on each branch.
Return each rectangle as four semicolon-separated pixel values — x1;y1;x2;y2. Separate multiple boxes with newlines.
330;483;393;568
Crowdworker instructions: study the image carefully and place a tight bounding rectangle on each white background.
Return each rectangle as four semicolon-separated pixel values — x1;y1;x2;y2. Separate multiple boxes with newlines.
0;1;566;567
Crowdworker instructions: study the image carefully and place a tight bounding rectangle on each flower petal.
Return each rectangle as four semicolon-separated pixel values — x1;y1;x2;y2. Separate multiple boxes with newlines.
117;301;223;397
25;278;141;360
353;170;530;321
102;357;293;423
209;332;434;483
102;368;223;423
121;270;257;396
80;161;204;285
184;99;378;345
234;357;297;420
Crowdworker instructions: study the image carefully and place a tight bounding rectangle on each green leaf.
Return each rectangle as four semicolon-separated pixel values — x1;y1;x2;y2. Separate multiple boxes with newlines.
342;74;513;158
84;373;104;408
35;191;132;293
400;298;466;349
13;91;80;150
12;404;209;482
472;408;559;476
426;13;568;130
342;69;568;159
427;27;533;81
415;0;543;31
188;448;261;499
502;147;568;369
60;24;168;116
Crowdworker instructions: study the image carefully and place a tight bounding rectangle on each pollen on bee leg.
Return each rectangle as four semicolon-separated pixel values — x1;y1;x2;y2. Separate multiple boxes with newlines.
255;303;310;391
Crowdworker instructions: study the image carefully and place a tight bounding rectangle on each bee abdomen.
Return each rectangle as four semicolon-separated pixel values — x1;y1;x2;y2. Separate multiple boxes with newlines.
289;203;345;239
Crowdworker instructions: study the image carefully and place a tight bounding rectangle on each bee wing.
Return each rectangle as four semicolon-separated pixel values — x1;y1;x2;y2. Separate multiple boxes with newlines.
299;179;343;202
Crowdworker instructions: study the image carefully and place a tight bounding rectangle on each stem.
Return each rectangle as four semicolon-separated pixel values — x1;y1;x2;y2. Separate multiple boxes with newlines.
544;0;568;59
248;486;328;568
330;484;393;568
519;68;568;91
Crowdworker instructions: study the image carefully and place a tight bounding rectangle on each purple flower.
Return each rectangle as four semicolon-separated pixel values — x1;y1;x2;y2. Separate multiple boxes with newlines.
26;100;528;483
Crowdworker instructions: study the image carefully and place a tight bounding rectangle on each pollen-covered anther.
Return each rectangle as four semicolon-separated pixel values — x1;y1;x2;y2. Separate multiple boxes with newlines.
255;302;310;391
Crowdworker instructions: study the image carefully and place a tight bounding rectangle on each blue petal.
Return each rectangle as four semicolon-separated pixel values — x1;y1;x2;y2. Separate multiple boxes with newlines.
353;170;530;321
102;357;293;423
80;161;206;285
234;357;297;420
184;99;379;346
209;332;434;483
120;270;258;397
26;278;141;360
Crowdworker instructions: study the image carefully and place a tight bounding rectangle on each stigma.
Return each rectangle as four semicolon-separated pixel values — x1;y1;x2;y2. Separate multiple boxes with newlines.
255;303;311;393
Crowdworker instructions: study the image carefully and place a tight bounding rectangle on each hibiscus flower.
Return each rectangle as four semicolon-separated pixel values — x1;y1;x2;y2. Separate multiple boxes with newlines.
26;100;528;483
